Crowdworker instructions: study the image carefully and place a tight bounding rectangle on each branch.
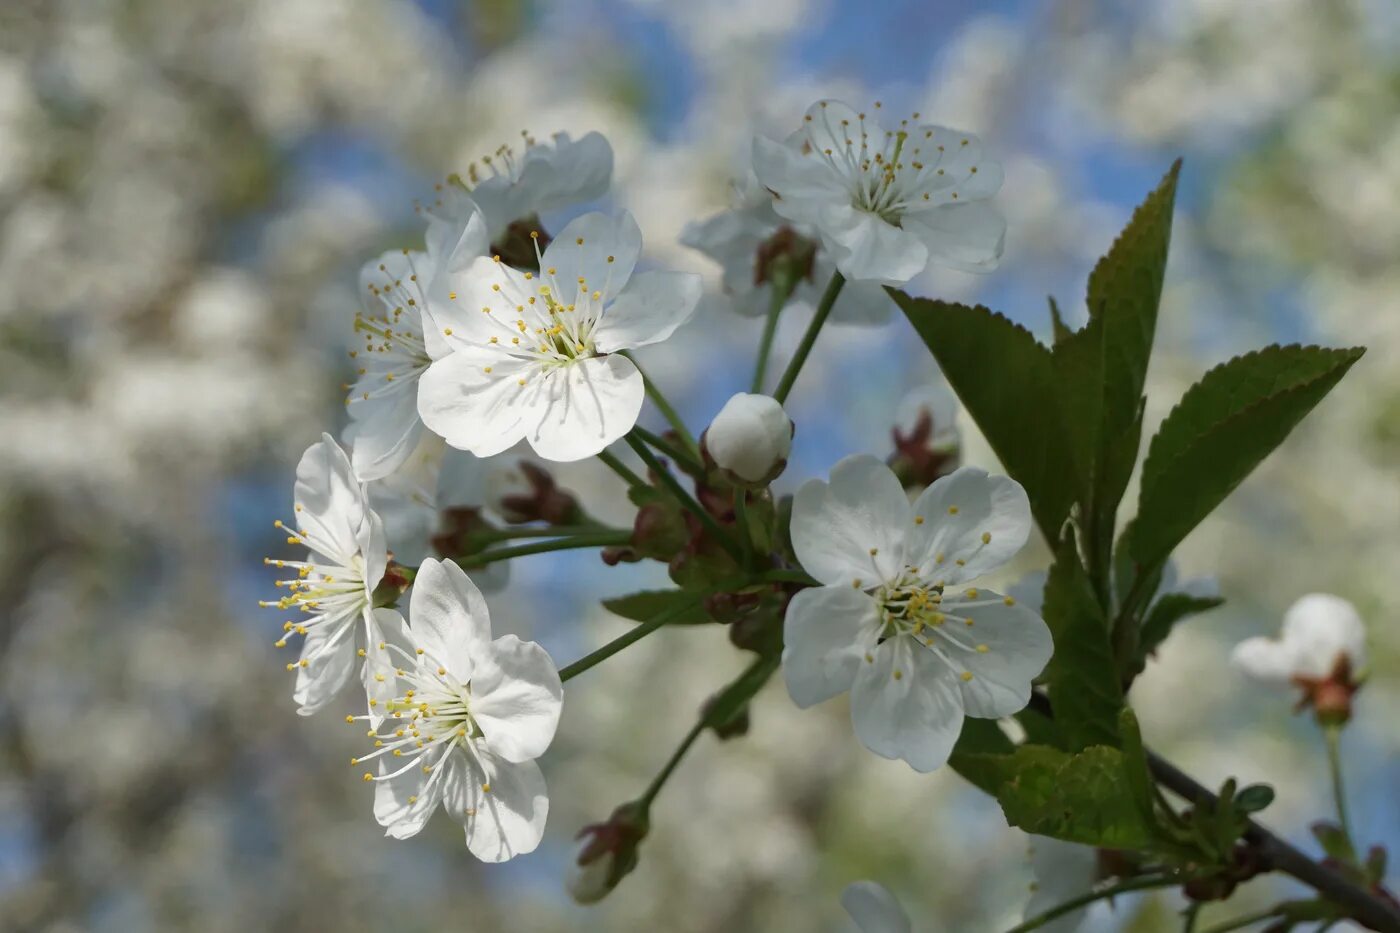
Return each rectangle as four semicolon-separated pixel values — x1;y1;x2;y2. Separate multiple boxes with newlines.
1146;751;1400;932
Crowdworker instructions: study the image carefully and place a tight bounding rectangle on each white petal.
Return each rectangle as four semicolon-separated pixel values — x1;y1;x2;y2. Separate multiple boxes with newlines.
425;189;490;275
292;613;359;715
791;454;911;587
408;558;493;681
345;389;425;482
455;751;549;863
1230;637;1298;684
355;504;388;599
782;585;876;707
751;135;848;225
902;202;1006;273
841;881;913;933
540;212;640;303
362;608;412;724
294;434;370;565
1281;593;1367;677
941;591;1052;718
374;747;447;839
906;467;1031;586
797;100;872;163
432;255;544;349
816;203;928;285
850;636;964;772
1007;571;1049;616
524;355;644;462
470;635;564;763
417;353;539;458
592;271;703;353
518;131;613;215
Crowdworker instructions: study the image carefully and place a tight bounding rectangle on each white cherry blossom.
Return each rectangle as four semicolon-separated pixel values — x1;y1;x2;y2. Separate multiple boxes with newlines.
753;100;1005;284
418;211;702;462
428;131;613;242
681;174;894;323
842;881;912;933
262;435;409;719
357;558;562;862
783;456;1051;771
1232;593;1367;683
344;208;489;481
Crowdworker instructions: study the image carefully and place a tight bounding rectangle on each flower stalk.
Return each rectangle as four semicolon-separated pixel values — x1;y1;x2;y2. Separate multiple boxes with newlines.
773;271;845;404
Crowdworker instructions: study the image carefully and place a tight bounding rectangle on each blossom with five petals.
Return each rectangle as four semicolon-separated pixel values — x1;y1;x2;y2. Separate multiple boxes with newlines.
262;435;409;720
782;455;1052;771
418;211;701;461
357;558;563;862
754;100;1004;285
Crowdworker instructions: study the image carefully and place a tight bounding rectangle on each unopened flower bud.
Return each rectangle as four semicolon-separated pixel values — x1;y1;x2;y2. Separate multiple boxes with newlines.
497;461;585;526
567;804;648;905
702;393;793;486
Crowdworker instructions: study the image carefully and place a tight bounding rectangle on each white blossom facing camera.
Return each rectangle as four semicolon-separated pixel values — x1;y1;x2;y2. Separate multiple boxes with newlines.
355;558;562;862
427;131;613;243
842;881;912;933
418;211;702;462
344;209;489;481
754;100;1005;285
262;435;410;720
703;392;793;484
783;455;1052;771
680;174;895;324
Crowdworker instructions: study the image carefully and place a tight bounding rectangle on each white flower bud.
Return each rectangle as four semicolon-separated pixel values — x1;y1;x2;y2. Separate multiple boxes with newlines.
566;842;615;905
704;393;793;484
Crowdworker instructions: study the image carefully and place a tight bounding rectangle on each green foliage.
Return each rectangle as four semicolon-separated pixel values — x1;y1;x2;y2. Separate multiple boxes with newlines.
1043;530;1123;749
957;743;1155;848
1128;343;1365;572
1137;592;1225;662
890;294;1080;541
948;719;1016;793
602;590;713;625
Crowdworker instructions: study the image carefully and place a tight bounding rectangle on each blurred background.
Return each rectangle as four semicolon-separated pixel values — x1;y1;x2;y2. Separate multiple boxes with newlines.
1;0;1397;930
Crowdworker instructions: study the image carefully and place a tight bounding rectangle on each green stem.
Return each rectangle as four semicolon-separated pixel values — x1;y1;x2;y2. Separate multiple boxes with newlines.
1005;875;1190;933
638;654;778;809
596;448;648;492
1183;902;1202;933
632;424;703;474
624;433;745;564
733;488;754;567
1323;724;1355;855
455;532;630;569
1195;907;1287;933
623;352;699;455
773;272;845;404
751;271;796;393
486;524;614;541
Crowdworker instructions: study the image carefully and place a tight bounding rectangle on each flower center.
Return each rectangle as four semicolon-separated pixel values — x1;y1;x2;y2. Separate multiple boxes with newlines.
261;517;368;651
872;575;998;682
801;102;967;222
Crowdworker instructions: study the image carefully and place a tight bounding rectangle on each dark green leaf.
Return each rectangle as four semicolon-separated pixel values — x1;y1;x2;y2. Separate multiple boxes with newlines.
1129;344;1364;570
1118;709;1158;834
1234;783;1275;814
959;744;1154;848
601;590;710;625
891;293;1079;542
1311;821;1356;862
1043;529;1122;749
1138;593;1225;660
1015;703;1065;750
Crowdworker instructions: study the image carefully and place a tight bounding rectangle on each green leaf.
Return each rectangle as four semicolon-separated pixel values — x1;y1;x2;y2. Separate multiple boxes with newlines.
949;718;1016;794
1118;709;1158;834
1047;295;1072;345
601;590;711;625
1138;592;1225;661
891;293;1080;541
1050;162;1180;591
1129;344;1365;570
1311;821;1355;862
1234;783;1275;815
959;744;1154;848
1043;529;1123;749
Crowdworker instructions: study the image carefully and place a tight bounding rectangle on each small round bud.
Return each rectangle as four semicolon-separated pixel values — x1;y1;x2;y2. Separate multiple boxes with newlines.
702;393;793;485
566;804;649;905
